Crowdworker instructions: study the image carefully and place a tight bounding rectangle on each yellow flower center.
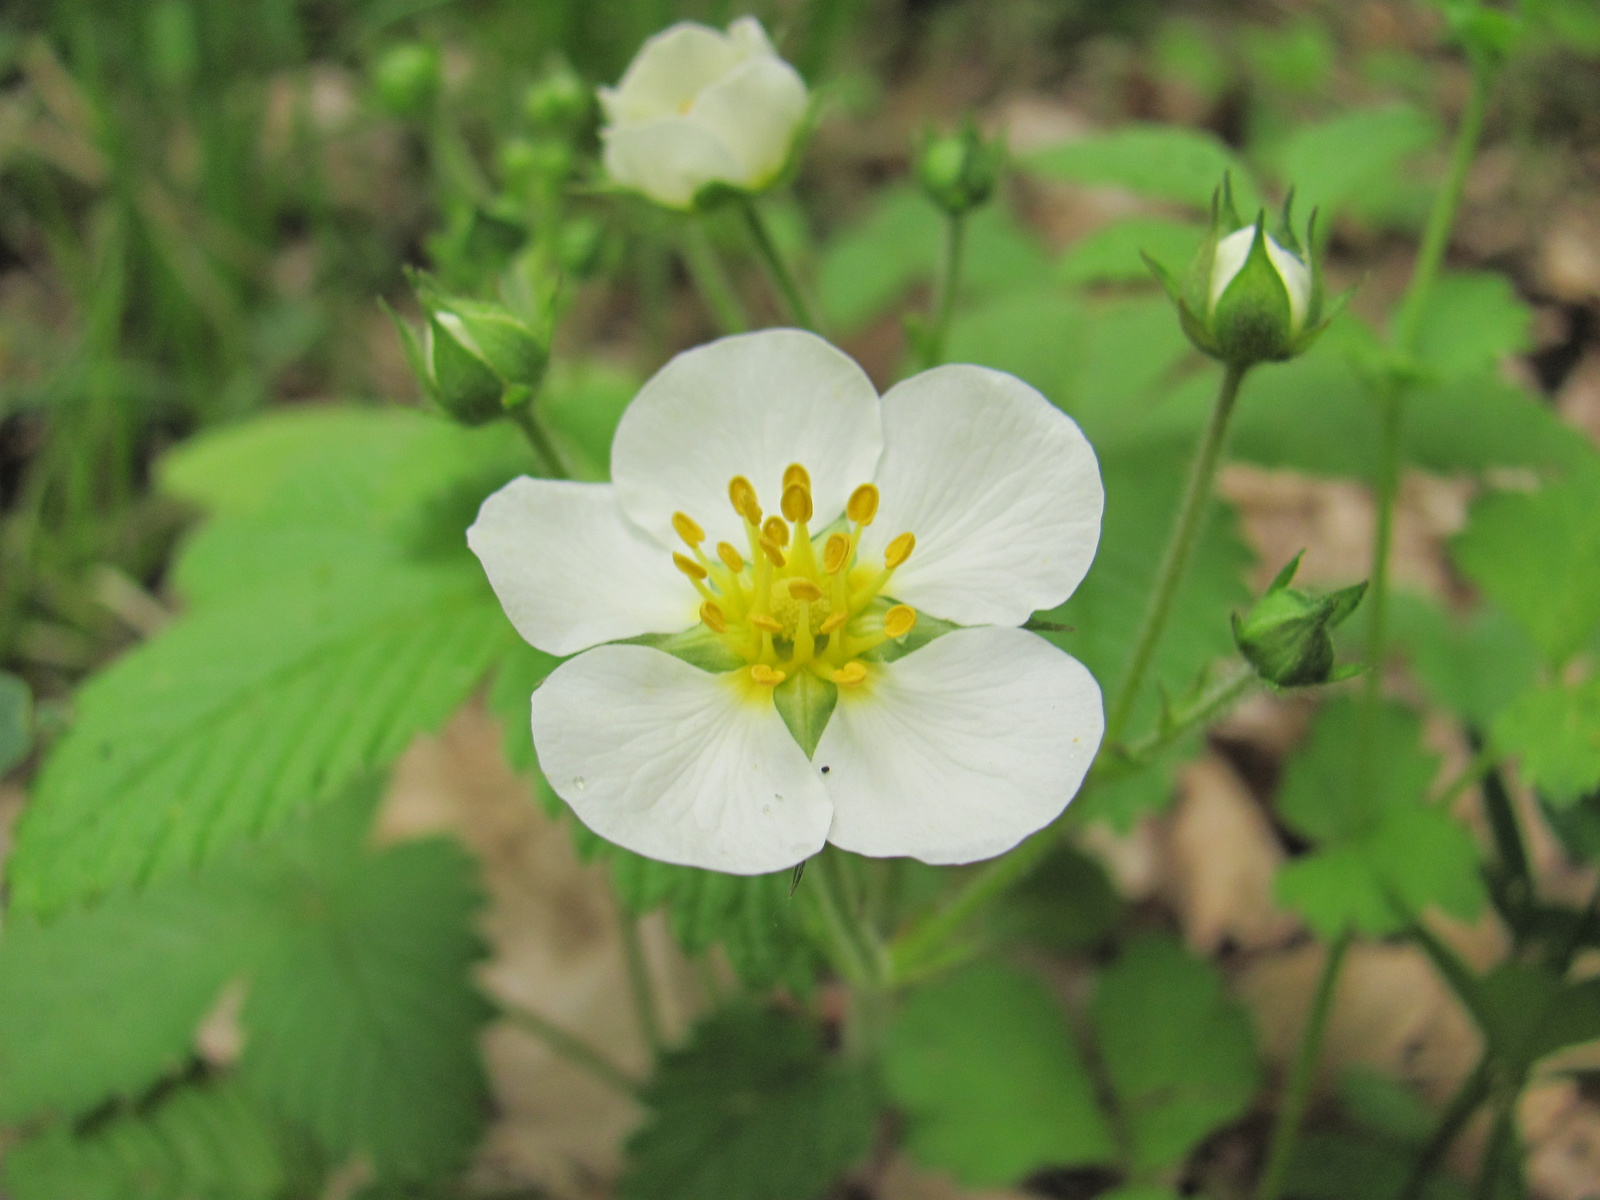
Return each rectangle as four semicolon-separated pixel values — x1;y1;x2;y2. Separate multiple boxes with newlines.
670;464;918;691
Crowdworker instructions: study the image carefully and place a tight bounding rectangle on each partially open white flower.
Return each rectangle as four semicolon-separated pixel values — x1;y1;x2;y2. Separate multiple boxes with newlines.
469;330;1106;874
598;17;808;210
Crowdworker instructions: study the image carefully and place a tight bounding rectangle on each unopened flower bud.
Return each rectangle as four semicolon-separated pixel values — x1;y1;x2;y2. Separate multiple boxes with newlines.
373;43;442;119
1232;553;1366;688
917;122;1002;216
524;62;591;128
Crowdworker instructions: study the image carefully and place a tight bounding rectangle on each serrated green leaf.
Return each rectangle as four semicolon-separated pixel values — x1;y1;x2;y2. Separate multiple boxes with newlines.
236;803;493;1182
1091;936;1260;1173
1270;104;1439;226
1275;848;1404;940
1059;217;1201;286
619;1006;877;1200
1452;469;1600;666
883;963;1115;1184
1023;124;1259;211
0;669;31;775
7;565;511;915
1494;677;1600;806
1387;592;1541;727
1412;272;1531;380
486;639;561;782
0;881;252;1124
1;1079;294;1200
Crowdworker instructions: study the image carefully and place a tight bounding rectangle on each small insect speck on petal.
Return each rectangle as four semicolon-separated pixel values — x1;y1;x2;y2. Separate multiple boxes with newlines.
820;765;830;774
572;776;586;791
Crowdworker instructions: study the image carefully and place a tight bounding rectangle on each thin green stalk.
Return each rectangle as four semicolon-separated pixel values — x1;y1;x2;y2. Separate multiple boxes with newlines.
500;1002;641;1096
1433;744;1497;809
508;402;569;479
1120;668;1257;769
1473;1097;1517;1200
806;851;876;989
1361;377;1405;714
736;194;816;330
922;210;966;367
1104;362;1249;748
1399;1056;1492;1200
681;223;749;334
619;914;665;1056
1255;930;1352;1200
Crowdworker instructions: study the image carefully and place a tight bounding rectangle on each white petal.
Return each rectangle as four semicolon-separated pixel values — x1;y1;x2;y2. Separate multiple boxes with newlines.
611;330;884;549
686;55;807;186
859;364;1103;627
532;646;833;874
726;15;777;57
1209;229;1310;334
601;22;744;125
817;627;1103;864
468;477;696;657
601;117;747;210
1209;227;1253;314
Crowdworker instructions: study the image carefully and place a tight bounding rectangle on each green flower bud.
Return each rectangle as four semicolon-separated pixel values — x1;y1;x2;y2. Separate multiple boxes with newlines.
917;122;1002;216
1145;177;1345;368
524;62;591;128
499;136;575;191
385;272;550;426
373;43;442;119
1231;553;1367;688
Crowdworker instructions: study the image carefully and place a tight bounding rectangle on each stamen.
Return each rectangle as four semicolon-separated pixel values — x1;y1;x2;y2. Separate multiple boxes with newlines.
762;516;790;547
700;601;727;633
885;532;916;568
819;611;847;635
750;613;784;634
729;476;759;520
787;579;823;603
750;664;786;687
823;532;850;575
847;483;879;525
673;552;708;581
833;662;868;687
759;537;786;567
716;542;745;573
781;483;813;524
884;604;917;638
672;512;705;546
783;463;811;491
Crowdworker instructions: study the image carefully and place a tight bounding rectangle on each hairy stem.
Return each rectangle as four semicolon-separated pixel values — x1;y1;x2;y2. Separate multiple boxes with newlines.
1120;667;1257;768
619;914;665;1056
1104;361;1248;748
500;1002;641;1096
509;402;569;479
737;194;816;330
1255;930;1352;1200
922;210;966;367
682;223;749;334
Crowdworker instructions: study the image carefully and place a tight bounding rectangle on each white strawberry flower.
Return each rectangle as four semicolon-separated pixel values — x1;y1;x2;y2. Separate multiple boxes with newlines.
598;17;808;210
469;330;1106;874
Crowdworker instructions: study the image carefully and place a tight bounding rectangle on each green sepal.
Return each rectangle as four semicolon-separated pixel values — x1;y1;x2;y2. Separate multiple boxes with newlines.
1210;214;1295;366
442;297;549;391
773;670;838;759
1273;188;1304;257
1233;558;1368;688
426;314;504;425
379;298;437;404
1267;549;1306;593
624;627;745;674
917;118;1003;216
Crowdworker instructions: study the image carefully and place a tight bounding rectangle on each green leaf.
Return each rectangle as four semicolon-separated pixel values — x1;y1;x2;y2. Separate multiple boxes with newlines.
1270;104;1439;226
1023;124;1259;211
1476;964;1600;1081
0;669;31;775
236;801;493;1182
7;564;511;915
990;844;1123;954
1452;468;1600;666
486;639;561;781
1059;217;1201;286
1091;936;1261;1173
1387;592;1541;727
882;963;1115;1184
619;1006;877;1200
1494;677;1600;805
0;880;250;1124
2;1079;295;1200
1412;272;1531;380
942;284;1091;408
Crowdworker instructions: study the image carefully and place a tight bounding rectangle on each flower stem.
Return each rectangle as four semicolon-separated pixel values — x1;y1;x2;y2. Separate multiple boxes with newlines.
500;1002;641;1096
1104;361;1249;749
1119;667;1257;769
922;210;966;367
1398;1056;1492;1200
1472;1096;1517;1200
508;401;569;479
806;851;877;989
619;913;665;1056
682;222;749;334
736;194;816;330
1254;929;1352;1200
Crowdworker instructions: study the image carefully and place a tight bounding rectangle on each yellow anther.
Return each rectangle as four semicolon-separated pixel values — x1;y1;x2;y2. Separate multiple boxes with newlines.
833;662;868;687
883;604;917;638
729;475;758;520
884;531;916;569
759;538;787;567
823;532;850;575
819;611;848;635
700;601;727;633
847;483;879;525
716;542;745;573
673;552;708;580
750;613;784;634
781;483;813;524
672;512;705;546
762;516;790;547
787;579;824;603
750;664;786;687
783;463;811;491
